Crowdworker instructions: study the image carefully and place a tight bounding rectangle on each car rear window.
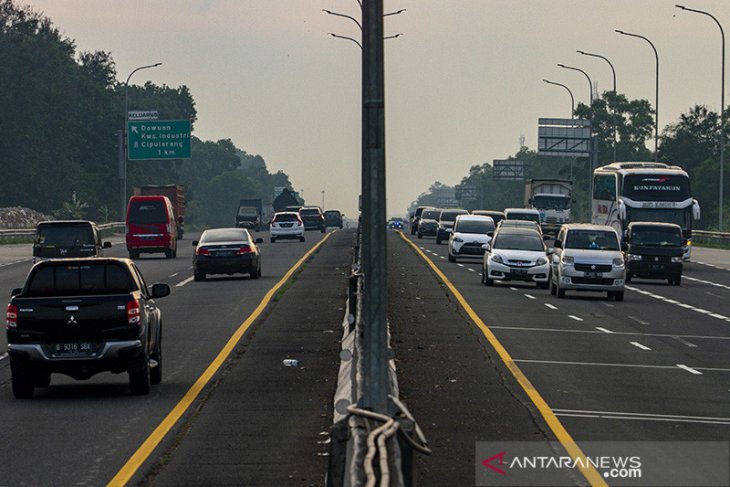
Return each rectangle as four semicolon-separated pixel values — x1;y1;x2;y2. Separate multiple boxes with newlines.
440;210;468;222
26;264;134;297
421;210;441;219
566;230;619;250
455;220;494;234
506;211;540;223
201;229;248;243
300;209;321;216
129;200;167;224
37;224;94;246
274;214;299;222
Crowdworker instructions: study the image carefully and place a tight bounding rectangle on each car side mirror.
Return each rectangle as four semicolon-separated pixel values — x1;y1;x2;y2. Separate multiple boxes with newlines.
553;240;563;249
255;238;264;244
546;247;555;255
151;283;170;299
481;243;490;251
103;241;112;249
192;241;199;246
11;287;22;297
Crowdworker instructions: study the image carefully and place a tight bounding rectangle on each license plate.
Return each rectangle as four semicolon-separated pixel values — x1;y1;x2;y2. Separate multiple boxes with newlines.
52;342;94;357
216;251;234;257
649;264;663;271
511;269;528;275
584;271;603;278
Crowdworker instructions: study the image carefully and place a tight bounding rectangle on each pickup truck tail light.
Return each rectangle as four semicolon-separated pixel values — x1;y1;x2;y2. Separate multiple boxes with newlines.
237;245;253;254
127;299;141;325
6;304;18;328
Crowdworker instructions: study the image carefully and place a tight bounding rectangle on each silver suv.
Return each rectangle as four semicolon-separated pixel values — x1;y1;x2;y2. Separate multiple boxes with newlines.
550;224;626;301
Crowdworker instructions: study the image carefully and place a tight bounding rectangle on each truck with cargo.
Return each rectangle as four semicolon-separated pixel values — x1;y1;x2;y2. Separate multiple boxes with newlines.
236;198;264;231
133;185;185;239
524;179;573;235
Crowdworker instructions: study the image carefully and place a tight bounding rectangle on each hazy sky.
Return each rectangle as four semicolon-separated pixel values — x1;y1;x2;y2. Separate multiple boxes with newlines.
25;0;730;217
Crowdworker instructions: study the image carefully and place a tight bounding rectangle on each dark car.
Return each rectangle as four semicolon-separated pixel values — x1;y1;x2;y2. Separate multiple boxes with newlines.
192;228;263;281
299;206;326;233
32;220;111;264
471;210;505;226
388;217;406;230
624;222;683;285
6;258;169;398
417;208;442;239
410;206;431;235
324;210;344;229
436;208;469;244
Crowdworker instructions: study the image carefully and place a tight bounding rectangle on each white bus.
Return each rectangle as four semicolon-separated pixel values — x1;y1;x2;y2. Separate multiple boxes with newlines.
592;162;700;259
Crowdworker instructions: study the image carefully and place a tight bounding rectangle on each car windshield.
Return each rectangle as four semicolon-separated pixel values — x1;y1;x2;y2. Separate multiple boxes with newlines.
455;220;494;234
37;224;94;247
565;230;619;250
201;229;248;243
237;207;258;217
421;210;441;219
631;227;682;247
493;233;544;251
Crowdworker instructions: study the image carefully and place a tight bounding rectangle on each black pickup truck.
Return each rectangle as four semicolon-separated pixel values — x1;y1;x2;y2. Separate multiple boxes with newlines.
6;258;170;398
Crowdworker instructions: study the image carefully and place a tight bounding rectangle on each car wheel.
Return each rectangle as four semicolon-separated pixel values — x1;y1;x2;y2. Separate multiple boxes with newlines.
194;272;206;281
549;278;557;296
164;249;173;259
129;250;140;259
625;273;632;283
436;236;442;245
557;284;566;299
10;361;34;399
671;276;681;286
34;371;51;387
270;237;276;243
300;236;305;242
537;281;549;290
321;227;325;233
448;253;456;263
129;351;151;395
610;291;624;302
172;248;177;258
410;227;416;235
251;262;260;279
150;327;162;385
483;267;493;286
417;233;422;239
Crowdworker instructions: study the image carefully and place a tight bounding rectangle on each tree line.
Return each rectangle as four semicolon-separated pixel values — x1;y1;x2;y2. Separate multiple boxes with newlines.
412;90;730;231
0;0;296;227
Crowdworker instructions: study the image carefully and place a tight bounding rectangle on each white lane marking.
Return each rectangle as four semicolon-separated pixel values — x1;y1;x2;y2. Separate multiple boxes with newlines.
544;303;558;310
568;315;583;321
467;268;475;272
600;302;615;308
175;276;194;287
438;256;445;260
187;266;193;269
693;261;729;271
509;287;518;291
514;359;677;370
628;315;650;326
419;246;425;250
553;408;730;426
0;353;7;361
672;336;697;348
524;294;536;300
489;324;730;342
630;341;652;351
685;274;730;292
168;272;179;278
677;364;703;375
626;285;730;323
705;291;724;299
596;327;614;334
457;263;465;267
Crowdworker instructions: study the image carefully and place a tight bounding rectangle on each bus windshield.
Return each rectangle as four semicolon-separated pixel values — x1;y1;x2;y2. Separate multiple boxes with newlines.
622;174;690;202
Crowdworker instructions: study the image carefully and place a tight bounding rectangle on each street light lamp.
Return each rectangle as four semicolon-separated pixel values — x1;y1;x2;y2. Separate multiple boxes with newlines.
328;33;362;49
578;50;618;162
121;62;162;219
543;79;575;119
557;63;593;105
676;5;726;230
615;29;659;162
321;190;325;209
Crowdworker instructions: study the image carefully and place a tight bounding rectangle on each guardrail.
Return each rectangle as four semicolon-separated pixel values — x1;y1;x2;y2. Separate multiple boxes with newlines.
0;222;125;238
693;230;730;246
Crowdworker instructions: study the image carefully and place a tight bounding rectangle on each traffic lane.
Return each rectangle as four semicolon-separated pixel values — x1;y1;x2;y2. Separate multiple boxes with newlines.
692;246;730;269
0;231;331;485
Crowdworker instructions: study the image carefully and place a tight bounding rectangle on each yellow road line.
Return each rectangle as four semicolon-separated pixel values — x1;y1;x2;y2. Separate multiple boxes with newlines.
397;232;607;487
108;233;334;486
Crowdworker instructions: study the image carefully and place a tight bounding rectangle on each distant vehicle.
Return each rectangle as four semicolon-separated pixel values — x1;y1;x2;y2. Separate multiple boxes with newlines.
497;219;543;236
126;195;178;259
299;206;326;233
410;206;431;235
550;224;626;301
503;208;541;225
624;222;683;285
482;227;550;288
471;210;505;226
524;179;573;235
592;162;700;260
388;217;406;230
236;198;264;231
324;210;344;229
6;257;170;398
32;220;111;264
270;212;305;243
417;208;442;239
192;228;263;281
448;215;494;262
436;208;469;244
134;185;185;239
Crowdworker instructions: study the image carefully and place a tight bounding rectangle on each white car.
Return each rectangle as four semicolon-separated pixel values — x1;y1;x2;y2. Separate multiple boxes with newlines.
448;215;494;262
482;227;550;288
269;212;305;243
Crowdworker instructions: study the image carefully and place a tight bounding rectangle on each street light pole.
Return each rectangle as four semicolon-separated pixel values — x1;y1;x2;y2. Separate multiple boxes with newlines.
616;30;659;162
121;62;162;219
321;190;325;209
676;5;725;230
578;50;618;162
543;79;575;118
557;63;593;106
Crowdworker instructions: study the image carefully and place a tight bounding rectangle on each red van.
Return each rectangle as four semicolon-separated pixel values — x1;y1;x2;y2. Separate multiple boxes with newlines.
126;195;178;258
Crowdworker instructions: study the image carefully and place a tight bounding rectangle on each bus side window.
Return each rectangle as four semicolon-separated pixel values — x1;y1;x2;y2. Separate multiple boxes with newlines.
593;175;616;201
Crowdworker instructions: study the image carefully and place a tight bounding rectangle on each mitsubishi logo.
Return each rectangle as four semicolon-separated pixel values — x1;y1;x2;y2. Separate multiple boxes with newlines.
591;264;596;270
654;257;659;262
67;315;78;326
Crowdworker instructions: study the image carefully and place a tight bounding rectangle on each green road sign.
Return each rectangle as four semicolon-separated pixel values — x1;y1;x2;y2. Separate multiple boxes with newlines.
127;120;191;160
